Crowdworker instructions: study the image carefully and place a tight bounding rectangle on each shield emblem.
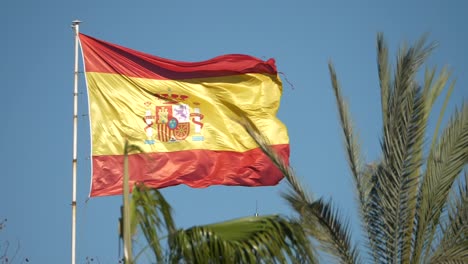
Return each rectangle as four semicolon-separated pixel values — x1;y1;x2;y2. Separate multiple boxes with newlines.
155;104;190;142
157;123;171;142
173;123;190;140
156;105;172;142
172;104;190;140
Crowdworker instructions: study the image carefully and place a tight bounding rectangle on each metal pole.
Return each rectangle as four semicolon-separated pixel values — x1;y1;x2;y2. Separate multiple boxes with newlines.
71;19;81;264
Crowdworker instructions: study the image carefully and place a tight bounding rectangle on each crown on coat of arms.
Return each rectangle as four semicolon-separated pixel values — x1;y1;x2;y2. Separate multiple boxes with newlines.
156;92;189;104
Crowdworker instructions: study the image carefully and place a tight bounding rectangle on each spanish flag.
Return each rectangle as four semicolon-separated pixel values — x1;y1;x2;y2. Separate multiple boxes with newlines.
79;34;289;197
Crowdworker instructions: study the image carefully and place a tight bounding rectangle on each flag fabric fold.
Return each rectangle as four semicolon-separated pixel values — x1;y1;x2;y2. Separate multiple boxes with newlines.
79;34;289;197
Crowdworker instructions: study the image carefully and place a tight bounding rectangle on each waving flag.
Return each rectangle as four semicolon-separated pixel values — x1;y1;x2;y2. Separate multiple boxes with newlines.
79;34;289;197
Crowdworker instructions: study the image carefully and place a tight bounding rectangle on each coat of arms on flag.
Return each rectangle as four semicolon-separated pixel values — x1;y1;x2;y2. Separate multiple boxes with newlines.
143;92;204;144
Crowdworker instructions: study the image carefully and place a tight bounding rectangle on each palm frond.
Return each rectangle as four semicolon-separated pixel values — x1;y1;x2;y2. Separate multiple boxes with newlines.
310;199;361;264
391;34;435;101
329;35;434;262
131;182;316;263
169;215;316;264
369;34;437;263
282;191;362;264
244;121;360;264
242;119;312;205
131;185;176;263
122;141;173;263
328;62;365;199
122;141;145;263
426;171;468;263
329;61;379;263
329;34;462;264
412;103;468;263
398;82;427;263
427;242;468;264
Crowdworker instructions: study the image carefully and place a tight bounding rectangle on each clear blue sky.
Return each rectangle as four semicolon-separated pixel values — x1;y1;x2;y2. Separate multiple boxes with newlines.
1;0;467;262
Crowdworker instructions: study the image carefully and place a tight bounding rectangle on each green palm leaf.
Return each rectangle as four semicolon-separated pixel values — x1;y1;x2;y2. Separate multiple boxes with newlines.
329;60;377;263
413;103;468;263
170;215;316;264
243;121;361;264
426;171;468;263
131;185;176;263
128;181;316;263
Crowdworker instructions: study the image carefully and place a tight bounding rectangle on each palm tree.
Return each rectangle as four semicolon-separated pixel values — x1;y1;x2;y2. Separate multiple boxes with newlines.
247;33;467;263
121;142;317;264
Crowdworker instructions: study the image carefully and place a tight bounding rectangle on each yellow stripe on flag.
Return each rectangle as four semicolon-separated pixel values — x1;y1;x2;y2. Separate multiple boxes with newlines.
87;72;288;156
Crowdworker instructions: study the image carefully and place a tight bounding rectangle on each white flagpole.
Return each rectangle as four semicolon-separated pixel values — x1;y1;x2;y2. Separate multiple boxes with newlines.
71;19;81;264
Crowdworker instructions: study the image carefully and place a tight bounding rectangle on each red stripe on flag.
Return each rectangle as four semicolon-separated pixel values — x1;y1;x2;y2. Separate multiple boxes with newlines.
90;144;289;197
79;33;278;80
